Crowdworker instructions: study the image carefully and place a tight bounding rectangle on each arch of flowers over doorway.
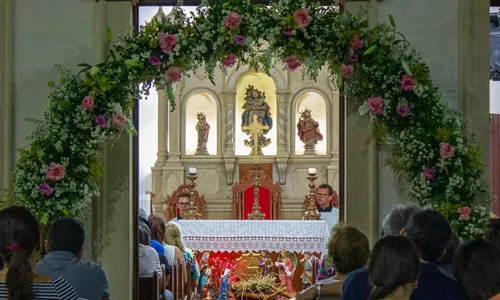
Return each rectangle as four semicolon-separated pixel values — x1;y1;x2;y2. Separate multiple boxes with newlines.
11;0;488;239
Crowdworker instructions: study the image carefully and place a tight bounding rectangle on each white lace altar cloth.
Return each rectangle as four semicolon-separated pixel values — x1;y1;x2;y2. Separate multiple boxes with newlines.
177;220;330;255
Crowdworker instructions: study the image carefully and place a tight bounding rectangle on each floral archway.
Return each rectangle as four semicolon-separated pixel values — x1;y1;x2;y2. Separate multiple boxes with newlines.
11;1;488;239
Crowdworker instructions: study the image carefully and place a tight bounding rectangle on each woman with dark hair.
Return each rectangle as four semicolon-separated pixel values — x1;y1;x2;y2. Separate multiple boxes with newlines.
453;239;500;300
148;214;184;264
0;206;78;299
368;235;419;300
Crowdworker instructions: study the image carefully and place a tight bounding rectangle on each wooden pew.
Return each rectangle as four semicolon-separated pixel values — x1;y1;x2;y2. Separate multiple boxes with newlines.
169;260;193;300
139;271;159;300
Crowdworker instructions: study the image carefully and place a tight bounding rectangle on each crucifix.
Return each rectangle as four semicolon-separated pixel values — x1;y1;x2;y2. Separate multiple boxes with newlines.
242;115;269;163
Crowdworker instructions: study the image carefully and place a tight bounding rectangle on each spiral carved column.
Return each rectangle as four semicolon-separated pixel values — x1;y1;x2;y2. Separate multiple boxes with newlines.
276;91;289;185
223;92;236;185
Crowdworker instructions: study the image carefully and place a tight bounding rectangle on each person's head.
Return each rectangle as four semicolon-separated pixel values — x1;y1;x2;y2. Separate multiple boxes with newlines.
164;223;184;251
453;239;500;300
46;218;85;258
328;223;370;274
304;252;311;259
484;218;500;250
148;214;166;242
381;203;421;237
403;209;451;263
177;193;191;216
138;222;151;246
0;206;42;300
368;236;420;300
316;184;334;209
438;230;461;265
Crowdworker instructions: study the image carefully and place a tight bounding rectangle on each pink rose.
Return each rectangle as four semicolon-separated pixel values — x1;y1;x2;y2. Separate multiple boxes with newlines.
81;96;94;110
349;53;359;63
149;55;161;66
293;8;312;27
458;206;471;216
368;97;384;115
340;64;354;77
234;35;246;46
112;112;126;129
46;163;66;181
401;74;415;91
351;35;364;50
165;66;183;83
423;168;436;180
224;12;242;30
396;104;409;117
440;143;455;158
282;27;293;36
39;183;53;196
158;33;177;54
223;54;237;67
283;56;301;71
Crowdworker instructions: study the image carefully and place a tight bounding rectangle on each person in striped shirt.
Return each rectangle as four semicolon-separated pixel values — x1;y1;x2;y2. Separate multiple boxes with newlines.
0;206;78;300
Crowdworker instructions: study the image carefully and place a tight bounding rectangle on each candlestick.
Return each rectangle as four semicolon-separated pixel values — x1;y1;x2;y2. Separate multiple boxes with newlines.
303;171;321;220
188;167;197;175
248;164;265;220
308;168;317;175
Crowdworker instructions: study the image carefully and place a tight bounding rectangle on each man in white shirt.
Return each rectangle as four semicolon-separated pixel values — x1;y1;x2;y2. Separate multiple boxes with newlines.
168;192;191;223
315;184;339;231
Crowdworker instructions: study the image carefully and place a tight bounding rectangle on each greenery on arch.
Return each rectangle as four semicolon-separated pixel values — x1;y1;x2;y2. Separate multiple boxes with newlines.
11;0;488;239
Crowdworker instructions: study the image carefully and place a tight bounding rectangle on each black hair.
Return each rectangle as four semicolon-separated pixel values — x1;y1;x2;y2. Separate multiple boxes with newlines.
453;239;500;300
47;218;85;256
405;209;451;263
317;184;333;195
139;222;151;246
485;218;500;250
368;235;420;300
438;231;461;265
0;206;41;300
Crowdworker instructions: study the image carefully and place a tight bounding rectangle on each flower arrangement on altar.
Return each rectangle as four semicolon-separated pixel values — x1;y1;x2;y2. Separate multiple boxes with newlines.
10;0;489;239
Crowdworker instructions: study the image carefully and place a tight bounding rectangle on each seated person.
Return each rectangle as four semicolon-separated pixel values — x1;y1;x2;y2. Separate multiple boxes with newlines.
139;223;162;278
342;210;466;300
139;208;165;256
36;218;110;300
0;206;78;299
436;231;460;280
309;184;339;231
296;224;370;300
368;236;420;300
453;239;500;300
148;214;183;269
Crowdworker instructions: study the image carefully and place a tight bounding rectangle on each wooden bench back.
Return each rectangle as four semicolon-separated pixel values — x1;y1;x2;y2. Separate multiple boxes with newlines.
139;271;158;300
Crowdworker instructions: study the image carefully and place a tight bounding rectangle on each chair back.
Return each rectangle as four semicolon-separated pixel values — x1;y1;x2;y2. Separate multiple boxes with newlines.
166;185;206;221
139;271;158;300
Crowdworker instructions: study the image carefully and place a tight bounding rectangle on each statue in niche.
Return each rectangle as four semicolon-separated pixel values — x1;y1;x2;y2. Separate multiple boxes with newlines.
297;108;323;155
241;85;273;155
195;112;210;155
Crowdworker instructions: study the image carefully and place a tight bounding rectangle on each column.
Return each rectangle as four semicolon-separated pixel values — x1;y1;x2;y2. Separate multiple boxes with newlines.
155;87;168;164
276;91;289;185
166;84;182;163
0;0;15;191
223;92;236;185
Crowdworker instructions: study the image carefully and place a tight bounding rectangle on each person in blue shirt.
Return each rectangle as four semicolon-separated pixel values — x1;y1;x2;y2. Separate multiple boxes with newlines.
36;218;110;300
341;209;467;300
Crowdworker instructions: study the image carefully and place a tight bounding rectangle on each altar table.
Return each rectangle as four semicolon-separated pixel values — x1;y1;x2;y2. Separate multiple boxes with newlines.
177;220;330;255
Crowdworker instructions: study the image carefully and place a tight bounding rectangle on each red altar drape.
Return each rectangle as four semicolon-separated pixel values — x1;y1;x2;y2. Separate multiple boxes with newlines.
243;186;271;219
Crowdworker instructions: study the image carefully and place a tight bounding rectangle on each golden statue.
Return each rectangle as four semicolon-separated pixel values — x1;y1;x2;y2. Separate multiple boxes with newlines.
241;85;273;155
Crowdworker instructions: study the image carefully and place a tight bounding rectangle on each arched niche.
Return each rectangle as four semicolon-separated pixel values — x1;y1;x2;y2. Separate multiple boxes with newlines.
184;91;218;155
235;71;277;156
294;91;328;155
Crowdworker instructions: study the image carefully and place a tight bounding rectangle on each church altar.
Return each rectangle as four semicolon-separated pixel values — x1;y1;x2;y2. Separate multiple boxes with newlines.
178;220;330;254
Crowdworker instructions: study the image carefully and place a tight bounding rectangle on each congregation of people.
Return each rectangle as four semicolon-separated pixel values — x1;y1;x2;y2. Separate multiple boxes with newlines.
1;187;500;299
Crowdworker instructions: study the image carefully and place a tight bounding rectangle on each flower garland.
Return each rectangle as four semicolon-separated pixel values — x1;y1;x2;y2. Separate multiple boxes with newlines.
11;0;488;239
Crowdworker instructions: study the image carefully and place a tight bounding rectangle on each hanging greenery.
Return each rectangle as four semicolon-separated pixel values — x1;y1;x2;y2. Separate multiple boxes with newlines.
11;0;488;239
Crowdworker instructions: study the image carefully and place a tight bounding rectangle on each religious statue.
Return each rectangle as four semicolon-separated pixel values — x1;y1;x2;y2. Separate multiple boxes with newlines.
196;112;210;155
258;250;273;276
241;85;273;155
218;268;231;300
300;252;317;290
275;250;296;295
297;108;323;155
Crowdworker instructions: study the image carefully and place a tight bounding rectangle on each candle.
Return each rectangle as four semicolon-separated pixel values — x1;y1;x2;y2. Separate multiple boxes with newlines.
188;167;197;174
308;168;317;175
